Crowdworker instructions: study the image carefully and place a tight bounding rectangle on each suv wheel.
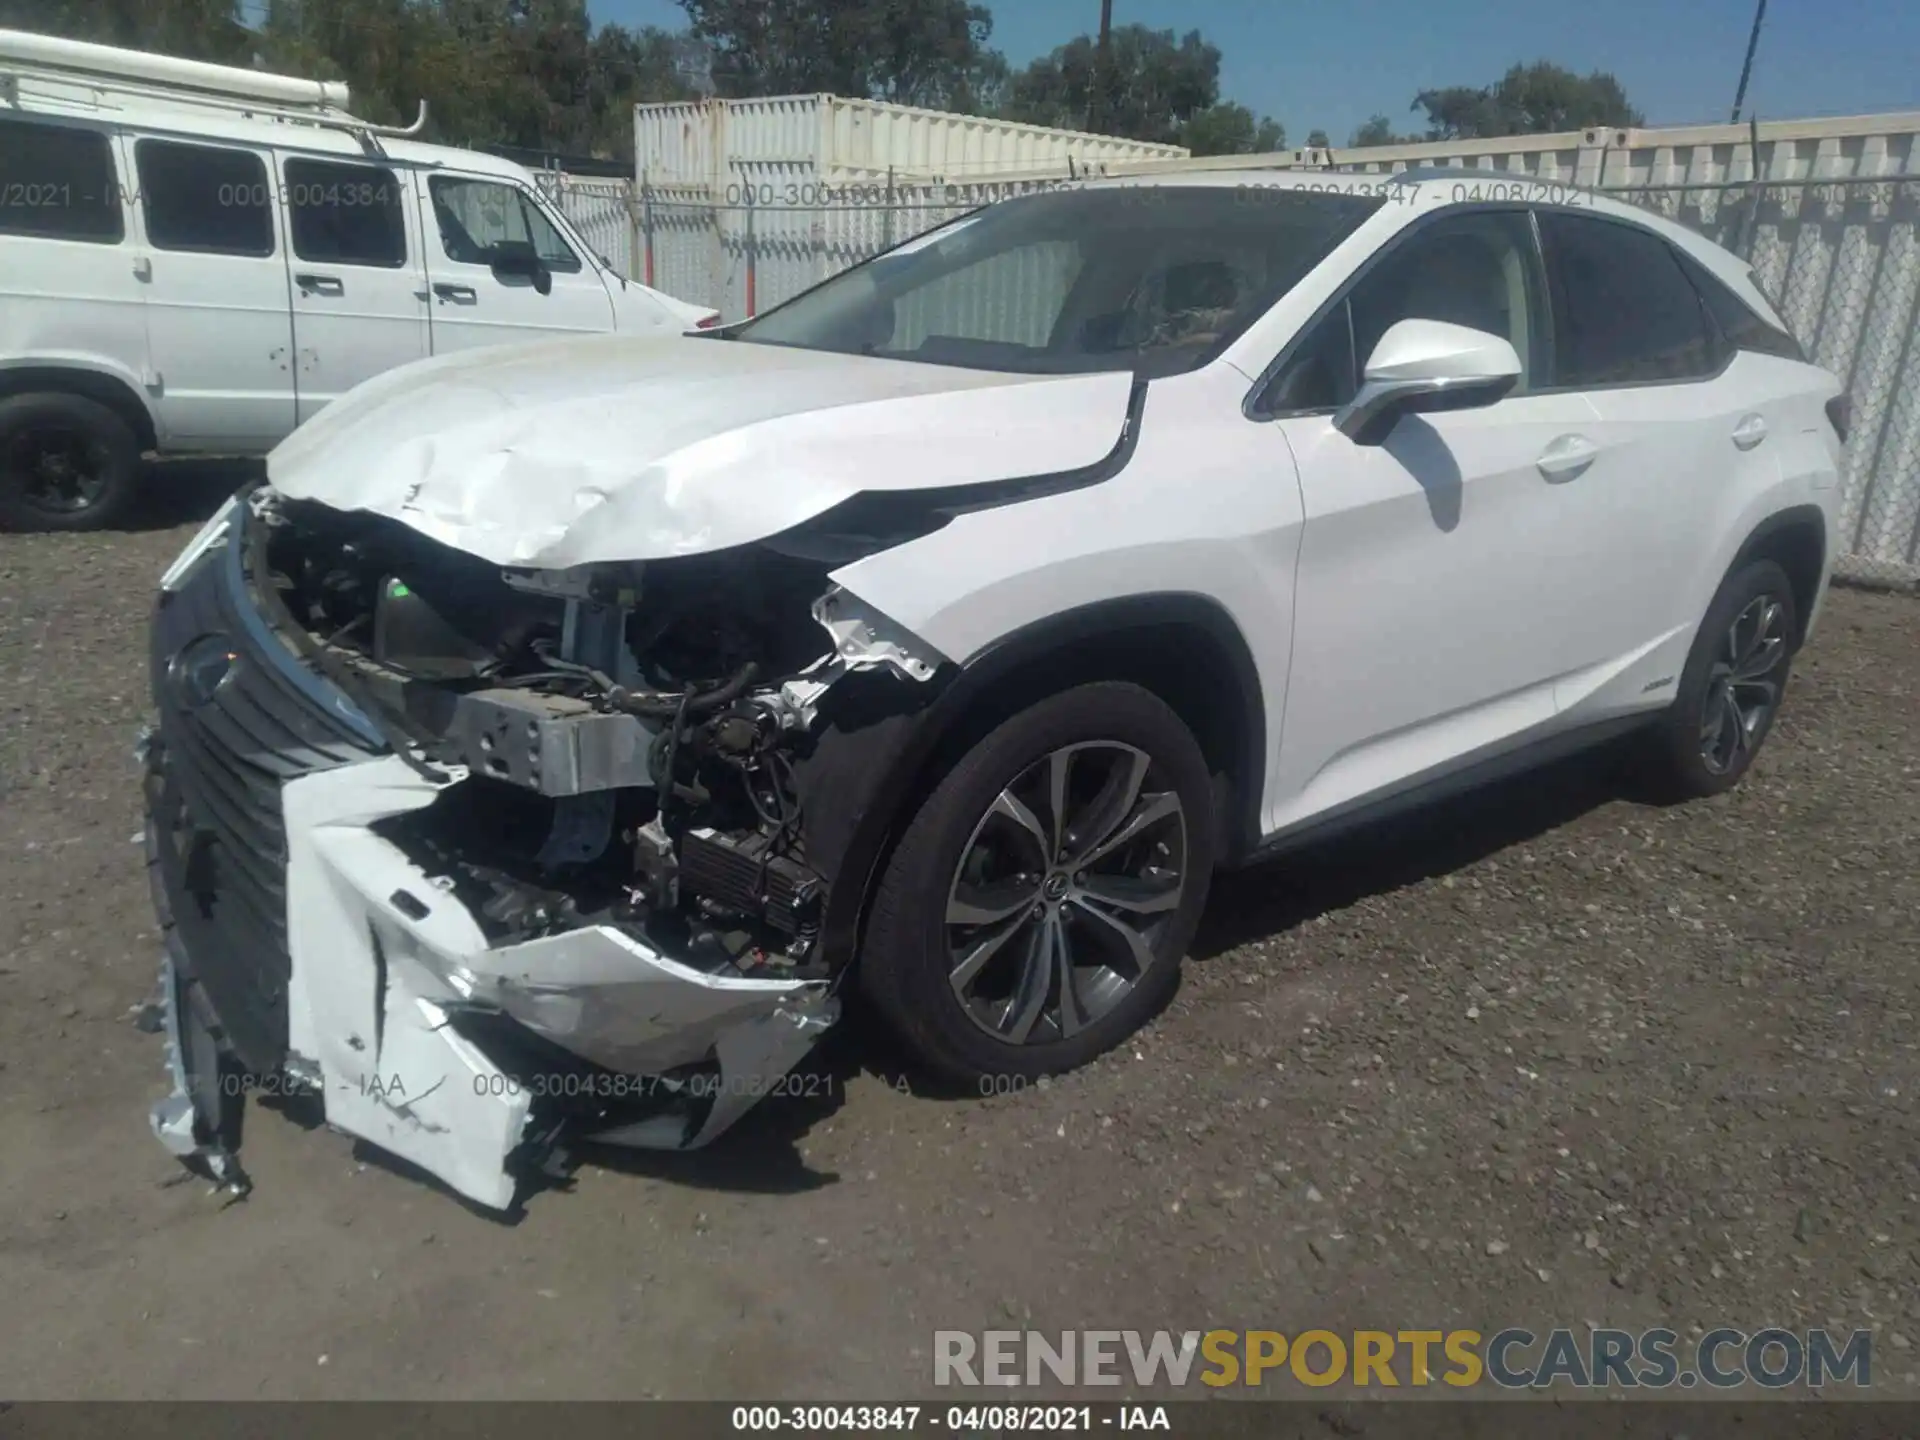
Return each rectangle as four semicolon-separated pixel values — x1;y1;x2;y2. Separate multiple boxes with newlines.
0;392;144;532
1643;558;1799;800
860;682;1216;1084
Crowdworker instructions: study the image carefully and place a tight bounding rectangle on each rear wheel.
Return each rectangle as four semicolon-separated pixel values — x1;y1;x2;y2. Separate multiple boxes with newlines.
1641;558;1799;800
0;391;144;532
859;682;1216;1084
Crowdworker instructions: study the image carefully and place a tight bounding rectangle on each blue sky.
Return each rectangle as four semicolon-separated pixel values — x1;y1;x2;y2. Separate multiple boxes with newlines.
589;0;1919;144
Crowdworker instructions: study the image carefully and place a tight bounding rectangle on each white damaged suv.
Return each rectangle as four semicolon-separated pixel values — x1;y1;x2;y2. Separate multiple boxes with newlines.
143;171;1846;1210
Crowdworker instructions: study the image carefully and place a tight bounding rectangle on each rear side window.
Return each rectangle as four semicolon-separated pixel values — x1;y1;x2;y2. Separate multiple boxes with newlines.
284;158;407;268
136;139;274;257
0;121;123;243
1680;254;1807;363
1539;212;1718;386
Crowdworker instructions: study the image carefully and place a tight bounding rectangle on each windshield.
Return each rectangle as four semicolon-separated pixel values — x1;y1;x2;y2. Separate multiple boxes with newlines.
732;186;1385;378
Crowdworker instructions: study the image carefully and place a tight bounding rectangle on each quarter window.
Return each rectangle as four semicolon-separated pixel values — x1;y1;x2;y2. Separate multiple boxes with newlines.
136;139;274;257
1539;212;1718;386
285;158;406;268
1679;253;1806;363
0;121;123;243
427;176;580;273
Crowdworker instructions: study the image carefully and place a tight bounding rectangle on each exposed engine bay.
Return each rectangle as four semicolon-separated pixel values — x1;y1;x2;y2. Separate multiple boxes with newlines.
144;487;950;1211
258;494;940;981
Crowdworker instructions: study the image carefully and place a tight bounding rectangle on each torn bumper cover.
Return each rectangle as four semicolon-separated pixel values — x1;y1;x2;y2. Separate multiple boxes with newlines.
149;750;835;1211
279;755;836;1210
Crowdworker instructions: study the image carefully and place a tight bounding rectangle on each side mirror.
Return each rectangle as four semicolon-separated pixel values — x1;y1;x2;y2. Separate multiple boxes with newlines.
1334;319;1522;445
490;241;552;296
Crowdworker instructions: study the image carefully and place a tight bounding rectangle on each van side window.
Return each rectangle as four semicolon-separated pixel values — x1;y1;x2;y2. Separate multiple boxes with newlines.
0;121;123;243
135;139;274;257
285;158;406;268
428;176;581;273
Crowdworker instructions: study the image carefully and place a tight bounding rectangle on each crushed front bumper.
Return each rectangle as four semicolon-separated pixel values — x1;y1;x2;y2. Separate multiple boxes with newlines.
279;754;835;1210
149;743;837;1211
143;504;838;1213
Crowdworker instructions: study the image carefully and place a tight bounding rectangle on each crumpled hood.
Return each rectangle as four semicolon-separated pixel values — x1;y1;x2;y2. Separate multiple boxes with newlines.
267;333;1136;567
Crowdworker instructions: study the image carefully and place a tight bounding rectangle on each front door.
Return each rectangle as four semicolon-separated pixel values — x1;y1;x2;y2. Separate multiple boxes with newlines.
417;172;615;356
1258;208;1609;832
278;152;431;424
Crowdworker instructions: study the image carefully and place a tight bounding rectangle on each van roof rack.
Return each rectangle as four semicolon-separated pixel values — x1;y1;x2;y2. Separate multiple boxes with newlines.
0;27;428;151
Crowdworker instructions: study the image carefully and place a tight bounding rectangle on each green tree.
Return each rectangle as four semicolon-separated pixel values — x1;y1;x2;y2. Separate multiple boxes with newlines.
6;0;691;160
1179;102;1282;156
1350;113;1416;147
1304;127;1331;148
1413;61;1643;139
0;0;252;61
1004;24;1222;145
676;0;1003;110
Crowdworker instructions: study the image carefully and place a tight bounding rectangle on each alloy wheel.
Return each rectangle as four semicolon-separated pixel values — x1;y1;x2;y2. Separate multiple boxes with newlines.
944;741;1188;1045
1699;593;1789;775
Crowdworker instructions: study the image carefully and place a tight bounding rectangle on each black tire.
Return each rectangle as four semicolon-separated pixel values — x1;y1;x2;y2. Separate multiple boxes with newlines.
1641;558;1800;801
0;391;145;532
859;681;1216;1085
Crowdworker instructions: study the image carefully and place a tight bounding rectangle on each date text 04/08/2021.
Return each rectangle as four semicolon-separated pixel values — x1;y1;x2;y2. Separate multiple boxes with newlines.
729;1405;1172;1431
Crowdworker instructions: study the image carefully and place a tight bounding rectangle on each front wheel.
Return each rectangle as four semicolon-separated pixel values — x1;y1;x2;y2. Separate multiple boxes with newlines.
1641;558;1799;801
0;391;144;531
859;682;1216;1085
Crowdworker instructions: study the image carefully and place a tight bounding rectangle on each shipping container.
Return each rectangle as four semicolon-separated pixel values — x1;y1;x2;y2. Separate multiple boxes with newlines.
635;95;1188;192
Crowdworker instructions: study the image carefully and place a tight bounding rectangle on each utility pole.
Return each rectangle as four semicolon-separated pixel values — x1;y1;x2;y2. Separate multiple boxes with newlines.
1088;0;1113;133
1729;0;1767;124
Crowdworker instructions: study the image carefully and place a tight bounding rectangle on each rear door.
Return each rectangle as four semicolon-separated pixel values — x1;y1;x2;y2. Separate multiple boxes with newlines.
1531;209;1739;712
278;153;430;424
130;136;295;449
416;171;615;355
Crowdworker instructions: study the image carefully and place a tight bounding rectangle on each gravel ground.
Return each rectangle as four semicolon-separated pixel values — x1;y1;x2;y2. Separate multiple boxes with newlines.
0;470;1916;1402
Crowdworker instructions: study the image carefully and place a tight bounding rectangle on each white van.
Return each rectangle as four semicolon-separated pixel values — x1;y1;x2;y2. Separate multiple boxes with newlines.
0;28;717;529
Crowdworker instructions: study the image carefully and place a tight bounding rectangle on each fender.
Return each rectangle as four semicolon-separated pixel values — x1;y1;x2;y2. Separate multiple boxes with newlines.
1725;503;1828;646
794;591;1266;977
0;356;160;449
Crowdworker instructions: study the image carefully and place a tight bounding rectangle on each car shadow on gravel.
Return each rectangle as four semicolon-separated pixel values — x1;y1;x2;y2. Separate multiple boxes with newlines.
1193;739;1637;962
123;458;259;532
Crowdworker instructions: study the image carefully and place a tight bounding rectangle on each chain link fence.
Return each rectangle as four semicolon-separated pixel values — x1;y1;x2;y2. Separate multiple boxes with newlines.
546;171;1920;588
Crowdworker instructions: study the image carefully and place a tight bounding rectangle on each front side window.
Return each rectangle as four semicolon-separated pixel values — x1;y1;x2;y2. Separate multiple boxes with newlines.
136;139;274;256
428;176;580;273
1539;211;1718;386
285;158;406;268
0;120;123;243
733;187;1384;378
1264;208;1546;413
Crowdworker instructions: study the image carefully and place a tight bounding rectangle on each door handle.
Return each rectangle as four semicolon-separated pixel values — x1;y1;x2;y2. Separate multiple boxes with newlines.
1536;433;1599;481
295;273;345;297
1732;413;1769;450
433;283;477;304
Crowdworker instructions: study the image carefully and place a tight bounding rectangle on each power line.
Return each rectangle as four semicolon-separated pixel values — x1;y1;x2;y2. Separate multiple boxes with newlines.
1729;0;1767;124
